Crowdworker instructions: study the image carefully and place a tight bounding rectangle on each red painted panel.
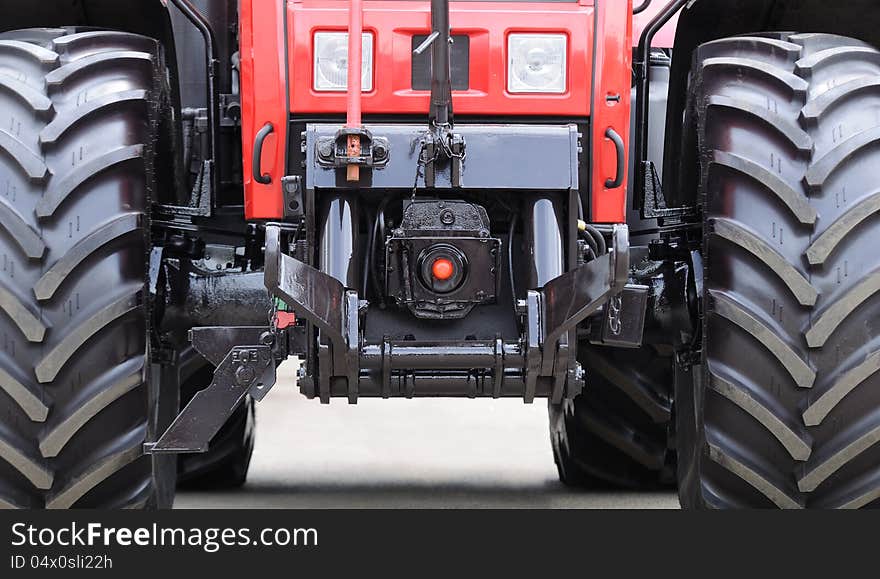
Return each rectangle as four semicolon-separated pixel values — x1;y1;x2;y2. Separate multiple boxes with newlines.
240;0;288;219
287;1;593;117
244;0;636;223
590;0;631;223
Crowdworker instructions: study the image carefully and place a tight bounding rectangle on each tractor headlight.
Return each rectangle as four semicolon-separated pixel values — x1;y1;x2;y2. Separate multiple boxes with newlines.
313;32;374;92
507;33;567;94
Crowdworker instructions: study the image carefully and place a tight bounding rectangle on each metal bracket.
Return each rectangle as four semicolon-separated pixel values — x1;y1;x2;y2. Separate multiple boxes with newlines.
154;159;214;218
316;127;389;169
422;127;465;188
449;132;465;187
539;225;629;354
145;326;278;454
167;0;219;205
675;348;702;369
219;93;241;127
640;161;696;221
281;176;304;219
590;283;650;348
264;225;359;403
525;225;630;400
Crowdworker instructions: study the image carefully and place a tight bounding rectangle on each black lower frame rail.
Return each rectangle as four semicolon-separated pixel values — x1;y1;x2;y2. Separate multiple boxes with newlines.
145;224;628;455
264;223;628;404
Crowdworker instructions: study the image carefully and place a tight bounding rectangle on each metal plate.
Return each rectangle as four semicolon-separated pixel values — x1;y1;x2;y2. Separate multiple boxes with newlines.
305;123;579;191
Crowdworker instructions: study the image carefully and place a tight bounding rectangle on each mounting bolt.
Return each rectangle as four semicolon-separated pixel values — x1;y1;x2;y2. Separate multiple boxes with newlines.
235;365;256;386
440;209;455;225
373;141;387;161
318;141;334;160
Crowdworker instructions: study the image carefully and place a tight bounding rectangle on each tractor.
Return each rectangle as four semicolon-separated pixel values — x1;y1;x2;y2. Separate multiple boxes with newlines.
0;0;878;509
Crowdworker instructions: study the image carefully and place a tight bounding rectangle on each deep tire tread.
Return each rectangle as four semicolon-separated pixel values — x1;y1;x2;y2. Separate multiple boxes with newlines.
805;272;880;348
707;369;812;461
0;430;53;490
0;28;172;509
45;434;144;509
40;90;148;145
35;289;141;384
35;144;145;219
581;347;672;422
795;46;880;78
44;51;154;90
698;37;802;65
0;366;50;422
709;290;815;389
550;346;674;489
577;399;667;470
52;31;158;59
805;193;880;265
0;196;46;259
705;95;813;152
0;75;53;115
0;282;46;341
707;442;802;508
803;351;880;426
804;126;880;192
0;40;59;67
709;150;816;224
34;213;141;301
0;128;48;181
682;31;880;509
709;218;818;306
39;357;144;458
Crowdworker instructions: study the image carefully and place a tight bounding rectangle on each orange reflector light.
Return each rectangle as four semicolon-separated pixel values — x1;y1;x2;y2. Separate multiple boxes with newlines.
432;258;455;281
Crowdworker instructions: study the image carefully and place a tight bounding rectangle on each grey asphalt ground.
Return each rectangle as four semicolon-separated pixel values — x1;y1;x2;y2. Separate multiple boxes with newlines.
176;362;680;509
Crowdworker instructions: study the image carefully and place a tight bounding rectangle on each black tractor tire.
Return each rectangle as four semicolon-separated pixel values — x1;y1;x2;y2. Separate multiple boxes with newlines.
176;349;255;489
679;32;880;508
549;344;675;489
0;28;176;508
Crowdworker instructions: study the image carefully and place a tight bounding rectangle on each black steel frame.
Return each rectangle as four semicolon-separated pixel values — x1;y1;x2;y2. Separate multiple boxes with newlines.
159;0;221;217
145;0;702;456
632;0;693;221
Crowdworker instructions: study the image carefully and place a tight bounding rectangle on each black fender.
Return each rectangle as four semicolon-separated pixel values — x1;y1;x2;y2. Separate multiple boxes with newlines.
663;0;880;208
0;1;177;56
0;0;184;204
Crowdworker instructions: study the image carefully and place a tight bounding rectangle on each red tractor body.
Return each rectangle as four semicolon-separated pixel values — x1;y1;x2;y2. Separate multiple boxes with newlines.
241;0;644;222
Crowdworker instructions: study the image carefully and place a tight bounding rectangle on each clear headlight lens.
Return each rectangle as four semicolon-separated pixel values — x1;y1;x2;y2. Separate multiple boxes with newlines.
314;32;374;92
507;33;567;94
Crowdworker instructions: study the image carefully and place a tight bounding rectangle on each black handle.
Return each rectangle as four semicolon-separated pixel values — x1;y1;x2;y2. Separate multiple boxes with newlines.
253;122;274;185
604;127;625;189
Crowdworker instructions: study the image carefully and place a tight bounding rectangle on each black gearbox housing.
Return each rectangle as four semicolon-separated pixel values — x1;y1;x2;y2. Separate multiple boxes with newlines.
385;200;500;320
